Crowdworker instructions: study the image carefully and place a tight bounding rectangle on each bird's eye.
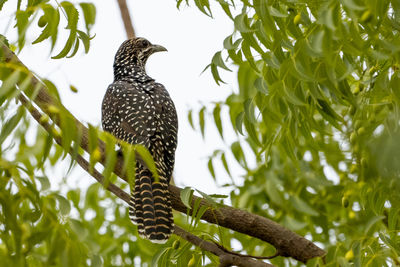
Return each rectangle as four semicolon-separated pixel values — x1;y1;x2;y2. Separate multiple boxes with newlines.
140;39;150;47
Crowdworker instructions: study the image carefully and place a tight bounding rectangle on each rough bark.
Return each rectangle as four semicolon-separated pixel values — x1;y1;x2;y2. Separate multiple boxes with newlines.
18;93;275;267
1;43;326;264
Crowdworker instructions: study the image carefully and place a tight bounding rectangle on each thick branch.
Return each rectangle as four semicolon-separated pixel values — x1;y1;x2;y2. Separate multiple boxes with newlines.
18;93;274;267
0;44;326;263
116;0;135;38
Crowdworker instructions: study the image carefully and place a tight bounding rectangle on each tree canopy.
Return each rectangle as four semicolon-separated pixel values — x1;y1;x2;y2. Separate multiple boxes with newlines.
0;0;400;266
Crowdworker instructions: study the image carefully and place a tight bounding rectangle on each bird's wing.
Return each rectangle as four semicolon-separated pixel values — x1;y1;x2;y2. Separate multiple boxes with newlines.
102;81;156;148
151;82;178;179
151;82;178;142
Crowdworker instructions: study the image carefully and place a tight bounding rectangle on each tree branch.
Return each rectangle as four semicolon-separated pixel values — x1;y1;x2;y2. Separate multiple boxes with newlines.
116;0;135;38
18;93;274;267
0;44;326;263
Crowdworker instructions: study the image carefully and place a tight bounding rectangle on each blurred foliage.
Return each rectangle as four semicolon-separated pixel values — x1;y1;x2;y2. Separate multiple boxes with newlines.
183;0;400;265
1;0;95;57
1;0;400;266
0;1;227;266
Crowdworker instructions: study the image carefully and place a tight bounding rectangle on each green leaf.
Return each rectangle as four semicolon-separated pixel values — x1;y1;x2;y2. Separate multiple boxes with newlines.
0;33;9;47
32;4;60;46
102;135;117;187
244;98;257;123
230;141;247;168
51;30;76;59
283;215;308;231
220;153;232;178
121;143;136;184
268;6;288;18
0;69;20;102
235;111;244;135
187;109;195;130
0;105;24;145
51;1;79;59
54;194;71;215
88;124;99;153
234;13;252;33
213;104;223;138
309;30;324;55
265;178;283;205
135;144;159;182
388;207;399;231
180;186;194;209
306;257;325;267
241;40;258;71
207;157;216;180
320;5;337;31
364;215;385;235
15;10;29;50
43;79;61;101
91;255;102;267
190;197;202;225
196;189;218;207
37;176;50;191
59;108;77;155
194;0;212;17
79;3;96;33
216;0;233;19
254;77;269;95
211;51;231;71
290;195;319;216
192;201;209;227
67;37;80;58
0;0;7;11
241;32;264;54
77;30;91;53
281;81;306;106
61;1;79;31
244;117;260;146
211;64;225;85
316;99;343;130
67;189;80;207
223;35;239;50
341;0;365;11
151;247;170;267
199;106;206;138
69;218;88;239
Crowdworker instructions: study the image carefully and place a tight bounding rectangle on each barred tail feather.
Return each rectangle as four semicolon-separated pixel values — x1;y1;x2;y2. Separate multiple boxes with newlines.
138;171;157;239
129;178;147;238
128;168;173;243
152;179;173;242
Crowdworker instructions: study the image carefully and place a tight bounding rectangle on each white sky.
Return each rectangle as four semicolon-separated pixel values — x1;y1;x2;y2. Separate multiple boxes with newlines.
1;1;243;194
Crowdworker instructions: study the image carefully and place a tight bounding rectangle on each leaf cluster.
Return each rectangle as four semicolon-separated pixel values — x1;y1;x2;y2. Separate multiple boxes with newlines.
1;0;96;58
186;0;400;265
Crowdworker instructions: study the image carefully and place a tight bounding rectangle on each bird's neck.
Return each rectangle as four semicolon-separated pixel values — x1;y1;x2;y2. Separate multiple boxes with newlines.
113;62;154;83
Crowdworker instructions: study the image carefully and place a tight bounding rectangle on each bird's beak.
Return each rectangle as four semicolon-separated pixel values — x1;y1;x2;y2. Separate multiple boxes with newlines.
151;44;168;53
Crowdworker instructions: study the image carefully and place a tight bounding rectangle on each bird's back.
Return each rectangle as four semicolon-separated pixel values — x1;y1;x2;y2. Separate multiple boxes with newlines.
102;72;177;243
102;37;177;243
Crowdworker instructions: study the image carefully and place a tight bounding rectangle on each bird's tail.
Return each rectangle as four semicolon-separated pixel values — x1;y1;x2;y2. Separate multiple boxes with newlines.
129;168;173;243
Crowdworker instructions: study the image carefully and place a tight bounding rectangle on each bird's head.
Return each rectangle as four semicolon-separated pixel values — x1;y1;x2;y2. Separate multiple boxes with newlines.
114;37;167;67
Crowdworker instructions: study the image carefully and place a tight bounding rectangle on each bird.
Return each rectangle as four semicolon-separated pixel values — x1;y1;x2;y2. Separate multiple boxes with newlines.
101;37;178;243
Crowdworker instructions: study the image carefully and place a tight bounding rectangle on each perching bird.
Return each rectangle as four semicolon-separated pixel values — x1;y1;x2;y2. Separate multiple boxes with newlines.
101;37;178;243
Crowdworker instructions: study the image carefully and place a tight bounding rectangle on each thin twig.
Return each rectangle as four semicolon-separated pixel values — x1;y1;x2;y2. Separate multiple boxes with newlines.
116;0;135;38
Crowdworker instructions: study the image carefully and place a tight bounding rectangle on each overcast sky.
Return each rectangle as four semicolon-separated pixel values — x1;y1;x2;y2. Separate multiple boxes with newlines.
1;1;243;194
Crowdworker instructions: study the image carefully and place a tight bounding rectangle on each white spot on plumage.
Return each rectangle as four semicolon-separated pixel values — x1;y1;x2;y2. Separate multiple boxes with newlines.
102;38;178;243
